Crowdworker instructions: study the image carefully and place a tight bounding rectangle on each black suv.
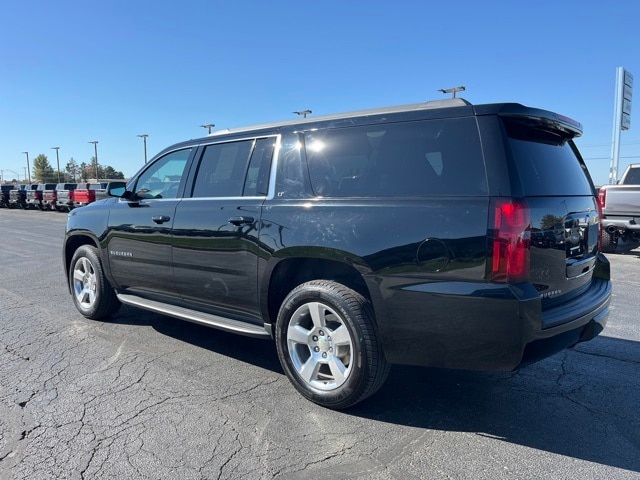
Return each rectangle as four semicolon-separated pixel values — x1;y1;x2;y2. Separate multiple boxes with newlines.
64;98;611;409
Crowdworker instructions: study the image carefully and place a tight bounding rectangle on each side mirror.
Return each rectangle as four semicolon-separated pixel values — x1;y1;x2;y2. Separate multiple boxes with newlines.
106;181;127;198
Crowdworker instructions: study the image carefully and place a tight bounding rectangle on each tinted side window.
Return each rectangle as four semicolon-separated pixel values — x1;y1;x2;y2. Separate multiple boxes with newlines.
192;140;253;197
305;117;487;197
503;119;593;196
243;137;275;196
134;148;191;199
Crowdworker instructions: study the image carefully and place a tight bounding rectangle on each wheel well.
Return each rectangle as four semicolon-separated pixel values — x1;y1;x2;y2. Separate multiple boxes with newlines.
267;258;370;325
64;235;99;275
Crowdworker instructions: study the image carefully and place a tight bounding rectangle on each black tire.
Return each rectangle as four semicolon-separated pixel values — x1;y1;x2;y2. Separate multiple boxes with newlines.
601;229;616;254
68;245;121;319
275;280;389;409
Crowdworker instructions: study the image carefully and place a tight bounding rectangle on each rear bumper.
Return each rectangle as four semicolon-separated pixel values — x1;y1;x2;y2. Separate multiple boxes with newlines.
602;216;640;232
372;257;612;371
520;308;608;367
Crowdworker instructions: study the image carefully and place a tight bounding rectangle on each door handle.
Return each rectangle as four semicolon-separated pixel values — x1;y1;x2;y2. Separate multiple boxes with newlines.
152;215;171;224
228;216;254;226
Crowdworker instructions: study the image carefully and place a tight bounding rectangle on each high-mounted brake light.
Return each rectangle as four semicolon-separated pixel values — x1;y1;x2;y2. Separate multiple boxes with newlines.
489;199;531;283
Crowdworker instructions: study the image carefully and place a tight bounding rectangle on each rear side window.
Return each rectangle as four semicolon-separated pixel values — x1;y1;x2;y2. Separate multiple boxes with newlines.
191;137;275;198
503;118;593;196
305;117;487;197
192;140;253;197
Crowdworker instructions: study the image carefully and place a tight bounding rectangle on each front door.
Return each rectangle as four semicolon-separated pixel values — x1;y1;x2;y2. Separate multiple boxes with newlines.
106;148;193;300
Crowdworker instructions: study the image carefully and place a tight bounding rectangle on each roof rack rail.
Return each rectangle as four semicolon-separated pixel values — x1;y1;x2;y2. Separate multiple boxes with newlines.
206;98;472;137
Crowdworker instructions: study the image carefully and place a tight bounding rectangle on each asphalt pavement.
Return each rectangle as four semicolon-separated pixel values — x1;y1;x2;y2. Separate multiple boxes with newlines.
1;208;639;479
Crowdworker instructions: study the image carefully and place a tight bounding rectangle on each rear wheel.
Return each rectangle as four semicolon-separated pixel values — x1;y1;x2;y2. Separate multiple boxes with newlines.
275;280;389;409
69;245;120;319
601;229;617;254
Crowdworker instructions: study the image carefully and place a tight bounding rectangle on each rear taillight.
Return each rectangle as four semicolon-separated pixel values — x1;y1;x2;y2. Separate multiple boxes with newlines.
596;190;605;251
489;198;531;283
598;187;606;210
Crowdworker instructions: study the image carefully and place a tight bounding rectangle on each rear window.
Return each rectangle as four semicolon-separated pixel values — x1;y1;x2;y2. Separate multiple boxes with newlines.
305;117;487;197
623;167;640;184
503;118;593;196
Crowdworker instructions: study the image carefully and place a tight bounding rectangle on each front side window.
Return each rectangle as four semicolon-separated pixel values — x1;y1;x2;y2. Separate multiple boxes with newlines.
134;148;191;199
305;118;487;197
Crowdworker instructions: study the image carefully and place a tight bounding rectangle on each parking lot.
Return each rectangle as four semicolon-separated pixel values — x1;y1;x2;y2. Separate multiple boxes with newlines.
1;208;639;479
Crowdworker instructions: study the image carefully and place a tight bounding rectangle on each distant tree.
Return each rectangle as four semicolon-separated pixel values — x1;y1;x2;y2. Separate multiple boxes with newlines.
80;157;99;180
80;157;124;180
65;157;81;182
32;154;57;183
103;166;125;179
79;162;88;181
540;214;564;231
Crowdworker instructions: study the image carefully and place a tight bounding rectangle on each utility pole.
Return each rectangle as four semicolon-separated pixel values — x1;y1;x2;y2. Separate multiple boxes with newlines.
293;110;312;118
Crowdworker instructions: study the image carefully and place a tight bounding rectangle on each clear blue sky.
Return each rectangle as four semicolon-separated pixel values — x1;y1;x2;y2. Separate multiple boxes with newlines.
1;0;639;186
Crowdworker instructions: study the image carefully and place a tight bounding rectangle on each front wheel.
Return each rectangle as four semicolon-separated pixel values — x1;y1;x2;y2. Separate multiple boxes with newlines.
69;245;121;319
275;280;389;409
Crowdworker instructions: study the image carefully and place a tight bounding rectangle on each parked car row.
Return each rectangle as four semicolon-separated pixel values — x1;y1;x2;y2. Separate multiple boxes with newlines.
0;182;109;211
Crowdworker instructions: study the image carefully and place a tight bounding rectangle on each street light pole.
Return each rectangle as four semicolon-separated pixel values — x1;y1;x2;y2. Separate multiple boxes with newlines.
293;110;312;118
438;86;466;98
22;152;31;183
200;124;215;134
51;147;61;182
137;134;149;163
88;141;99;180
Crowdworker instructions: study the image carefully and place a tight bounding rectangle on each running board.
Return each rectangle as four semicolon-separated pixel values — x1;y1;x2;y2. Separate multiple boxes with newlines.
116;293;271;338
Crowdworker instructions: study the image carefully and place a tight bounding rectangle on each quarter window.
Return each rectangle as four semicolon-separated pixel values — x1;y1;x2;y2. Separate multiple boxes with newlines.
305;118;487;197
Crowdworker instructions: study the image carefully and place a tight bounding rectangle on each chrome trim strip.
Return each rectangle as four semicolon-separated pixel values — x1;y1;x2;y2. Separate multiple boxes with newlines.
116;293;271;338
267;134;282;200
177;196;267;202
196;133;279;148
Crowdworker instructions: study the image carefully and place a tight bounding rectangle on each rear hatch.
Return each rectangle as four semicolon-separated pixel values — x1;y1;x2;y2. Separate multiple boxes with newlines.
500;115;601;328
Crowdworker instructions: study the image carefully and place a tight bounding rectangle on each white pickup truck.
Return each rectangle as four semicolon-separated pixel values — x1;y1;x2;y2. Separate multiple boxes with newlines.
599;163;640;252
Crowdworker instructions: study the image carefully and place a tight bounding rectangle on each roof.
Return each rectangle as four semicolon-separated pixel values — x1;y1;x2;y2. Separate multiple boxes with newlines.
205;98;472;138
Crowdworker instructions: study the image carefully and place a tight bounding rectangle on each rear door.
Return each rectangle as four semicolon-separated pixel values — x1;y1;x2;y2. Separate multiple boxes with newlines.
501;117;600;316
171;136;275;323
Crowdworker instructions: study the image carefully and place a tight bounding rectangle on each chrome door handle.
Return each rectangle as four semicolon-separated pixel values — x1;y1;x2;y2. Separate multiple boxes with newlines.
152;215;171;224
228;216;254;226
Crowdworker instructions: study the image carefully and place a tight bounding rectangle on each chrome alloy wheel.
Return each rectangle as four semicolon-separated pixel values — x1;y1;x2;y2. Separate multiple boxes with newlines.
286;301;354;391
72;257;97;310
